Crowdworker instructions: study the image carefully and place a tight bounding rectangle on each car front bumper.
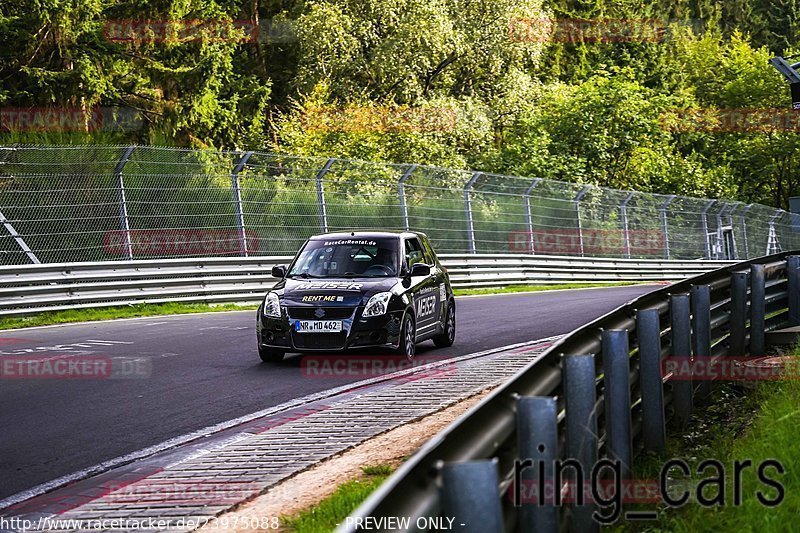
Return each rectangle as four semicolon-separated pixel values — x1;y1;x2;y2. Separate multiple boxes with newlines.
257;305;404;352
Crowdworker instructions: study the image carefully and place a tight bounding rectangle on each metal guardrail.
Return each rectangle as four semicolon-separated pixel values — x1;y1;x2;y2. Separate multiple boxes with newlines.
340;251;798;533
0;254;733;318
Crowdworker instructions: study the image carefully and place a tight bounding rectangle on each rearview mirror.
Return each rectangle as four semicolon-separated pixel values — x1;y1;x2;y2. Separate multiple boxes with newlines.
408;263;431;277
271;265;287;278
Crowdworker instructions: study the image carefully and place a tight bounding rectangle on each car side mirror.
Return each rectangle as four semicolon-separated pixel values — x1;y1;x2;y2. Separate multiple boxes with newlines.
409;263;431;277
271;265;287;278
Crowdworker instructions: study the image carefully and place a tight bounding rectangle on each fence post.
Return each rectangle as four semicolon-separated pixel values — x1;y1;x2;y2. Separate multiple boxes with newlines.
714;203;731;260
701;200;716;260
516;396;558;533
574;186;590;257
691;285;712;402
637;309;666;454
729;271;749;357
727;203;741;259
524;178;542;254
562;354;599;533
464;172;482;254
788;256;800;326
397;164;417;231
767;209;783;255
750;264;766;357
620;193;635;259
660;195;676;260
602;330;633;478
315;158;335;233
670;294;693;426
440;460;503;533
114;145;136;260
231;151;253;256
740;204;753;259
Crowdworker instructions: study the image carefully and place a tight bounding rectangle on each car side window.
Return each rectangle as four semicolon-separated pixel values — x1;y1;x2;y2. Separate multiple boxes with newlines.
404;238;426;269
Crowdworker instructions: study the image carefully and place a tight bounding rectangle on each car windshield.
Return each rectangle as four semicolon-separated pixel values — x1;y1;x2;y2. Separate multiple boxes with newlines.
288;237;399;278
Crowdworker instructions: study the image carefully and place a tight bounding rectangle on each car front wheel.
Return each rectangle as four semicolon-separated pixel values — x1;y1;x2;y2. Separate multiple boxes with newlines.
394;313;416;361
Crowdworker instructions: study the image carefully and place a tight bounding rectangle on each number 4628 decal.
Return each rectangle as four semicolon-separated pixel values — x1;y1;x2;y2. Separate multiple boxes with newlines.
415;295;437;318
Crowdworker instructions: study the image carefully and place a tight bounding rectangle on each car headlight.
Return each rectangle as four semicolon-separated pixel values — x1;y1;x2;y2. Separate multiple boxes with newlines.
263;292;281;318
363;291;392;317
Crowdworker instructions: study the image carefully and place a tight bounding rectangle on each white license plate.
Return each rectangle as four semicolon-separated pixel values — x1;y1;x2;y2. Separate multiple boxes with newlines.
294;320;342;333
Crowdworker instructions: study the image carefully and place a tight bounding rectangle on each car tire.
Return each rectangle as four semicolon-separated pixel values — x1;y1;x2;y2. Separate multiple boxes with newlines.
258;345;285;363
394;313;416;361
433;301;456;348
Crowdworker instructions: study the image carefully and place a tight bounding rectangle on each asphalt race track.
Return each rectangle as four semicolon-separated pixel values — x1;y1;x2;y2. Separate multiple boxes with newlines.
0;284;658;499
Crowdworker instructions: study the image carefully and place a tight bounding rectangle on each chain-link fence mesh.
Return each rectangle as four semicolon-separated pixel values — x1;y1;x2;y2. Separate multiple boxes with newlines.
1;144;798;265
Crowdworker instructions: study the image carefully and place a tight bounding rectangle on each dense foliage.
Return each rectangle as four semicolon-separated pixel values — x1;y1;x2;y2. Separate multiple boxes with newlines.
1;0;798;207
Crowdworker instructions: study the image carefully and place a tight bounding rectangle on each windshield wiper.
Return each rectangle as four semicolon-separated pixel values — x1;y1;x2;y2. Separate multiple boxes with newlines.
289;272;322;279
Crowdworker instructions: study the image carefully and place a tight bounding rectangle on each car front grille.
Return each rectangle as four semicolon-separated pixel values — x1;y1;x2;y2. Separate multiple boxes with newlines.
292;331;347;350
286;307;356;320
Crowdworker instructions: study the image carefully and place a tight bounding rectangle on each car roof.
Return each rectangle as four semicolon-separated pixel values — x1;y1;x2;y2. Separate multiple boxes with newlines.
308;231;427;241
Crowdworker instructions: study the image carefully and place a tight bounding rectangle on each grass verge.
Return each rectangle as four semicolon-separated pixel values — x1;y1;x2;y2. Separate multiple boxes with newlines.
452;281;649;297
0;282;650;330
0;302;258;330
281;465;394;532
619;348;800;531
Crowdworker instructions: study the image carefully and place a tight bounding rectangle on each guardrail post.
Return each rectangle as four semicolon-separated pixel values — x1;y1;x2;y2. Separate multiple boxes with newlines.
750;265;766;357
524;178;542;254
114;145;136;260
621;193;634;259
602;330;633;478
397;164;417;231
670;294;693;426
517;396;558;533
464;172;482;254
740;204;753;259
788;256;800;326
729;271;749;357
315;158;335;233
636;309;666;454
701;200;716;259
574;186;590;257
440;460;503;533
691;285;712;402
659;195;676;260
231;151;253;256
563;354;599;533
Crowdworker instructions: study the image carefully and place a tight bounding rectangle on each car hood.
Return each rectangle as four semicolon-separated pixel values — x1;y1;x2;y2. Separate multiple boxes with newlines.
277;277;399;306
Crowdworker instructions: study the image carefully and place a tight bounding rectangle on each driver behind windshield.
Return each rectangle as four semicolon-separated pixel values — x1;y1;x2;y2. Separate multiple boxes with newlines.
289;239;399;278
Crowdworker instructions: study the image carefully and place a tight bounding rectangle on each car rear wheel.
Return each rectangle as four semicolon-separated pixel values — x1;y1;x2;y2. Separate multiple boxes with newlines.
258;345;285;363
394;313;416;361
433;301;456;348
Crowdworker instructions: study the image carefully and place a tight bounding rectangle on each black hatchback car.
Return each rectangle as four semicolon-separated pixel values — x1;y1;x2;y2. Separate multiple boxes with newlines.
256;231;455;362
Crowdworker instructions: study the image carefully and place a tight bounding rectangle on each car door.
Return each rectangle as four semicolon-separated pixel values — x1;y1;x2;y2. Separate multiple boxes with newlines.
420;235;447;325
404;236;438;336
